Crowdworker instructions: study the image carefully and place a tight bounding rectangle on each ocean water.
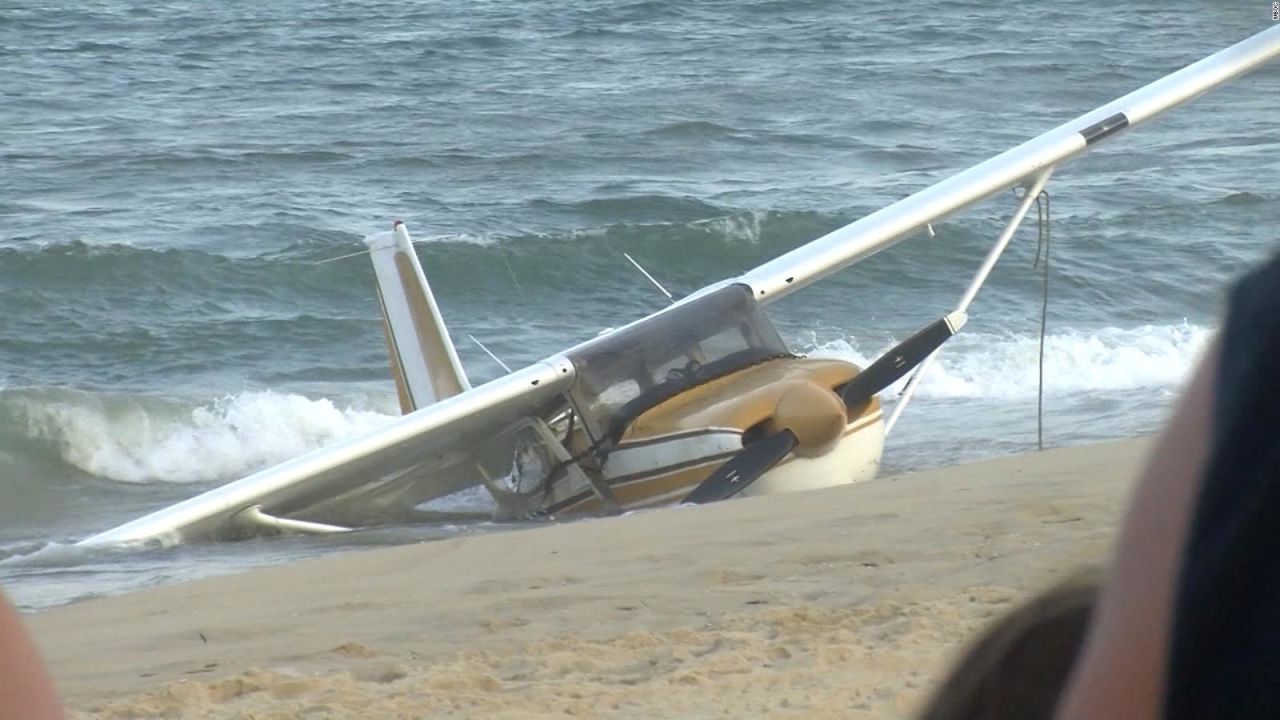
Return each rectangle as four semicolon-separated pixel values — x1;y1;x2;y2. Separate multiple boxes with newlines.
1;2;1276;610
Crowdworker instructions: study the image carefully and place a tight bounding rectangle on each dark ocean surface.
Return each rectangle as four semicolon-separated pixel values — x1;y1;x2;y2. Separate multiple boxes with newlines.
1;2;1276;609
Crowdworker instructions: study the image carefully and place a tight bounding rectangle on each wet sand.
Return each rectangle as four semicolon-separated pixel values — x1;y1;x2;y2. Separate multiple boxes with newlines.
29;439;1146;719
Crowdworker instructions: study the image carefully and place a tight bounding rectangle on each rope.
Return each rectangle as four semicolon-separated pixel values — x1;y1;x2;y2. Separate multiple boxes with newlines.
1033;190;1051;451
310;248;370;265
498;240;526;302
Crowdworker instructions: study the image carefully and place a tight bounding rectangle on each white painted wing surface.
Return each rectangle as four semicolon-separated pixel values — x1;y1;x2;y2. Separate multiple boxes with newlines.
78;359;575;546
738;26;1280;304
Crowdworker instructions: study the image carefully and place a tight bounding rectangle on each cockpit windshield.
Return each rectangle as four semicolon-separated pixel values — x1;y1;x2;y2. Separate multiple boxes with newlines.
566;283;788;442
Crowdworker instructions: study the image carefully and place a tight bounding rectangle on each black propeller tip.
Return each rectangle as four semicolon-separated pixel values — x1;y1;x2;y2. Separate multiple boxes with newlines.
840;313;964;408
683;430;797;505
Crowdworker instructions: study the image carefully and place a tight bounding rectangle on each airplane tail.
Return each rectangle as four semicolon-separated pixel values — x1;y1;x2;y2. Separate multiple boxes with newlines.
364;221;470;414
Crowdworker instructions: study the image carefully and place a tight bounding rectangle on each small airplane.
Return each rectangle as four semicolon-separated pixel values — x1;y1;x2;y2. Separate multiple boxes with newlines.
79;26;1280;546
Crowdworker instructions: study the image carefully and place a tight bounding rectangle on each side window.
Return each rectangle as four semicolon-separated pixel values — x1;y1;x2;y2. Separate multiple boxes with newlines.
652;354;693;383
701;326;749;362
596;378;642;414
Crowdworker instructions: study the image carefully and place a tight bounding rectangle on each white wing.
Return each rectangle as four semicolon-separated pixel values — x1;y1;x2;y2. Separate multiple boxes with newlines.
78;359;574;546
738;26;1280;304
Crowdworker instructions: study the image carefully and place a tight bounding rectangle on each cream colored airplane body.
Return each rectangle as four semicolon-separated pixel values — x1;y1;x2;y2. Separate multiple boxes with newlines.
369;222;886;522
79;26;1280;546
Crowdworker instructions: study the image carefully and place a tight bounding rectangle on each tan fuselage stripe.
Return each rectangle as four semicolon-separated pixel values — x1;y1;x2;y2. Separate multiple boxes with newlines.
613;427;742;451
375;290;416;415
394;252;466;400
550;410;884;515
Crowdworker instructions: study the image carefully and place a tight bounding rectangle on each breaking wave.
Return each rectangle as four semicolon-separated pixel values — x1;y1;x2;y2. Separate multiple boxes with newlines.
10;389;397;484
805;322;1211;400
0;320;1213;488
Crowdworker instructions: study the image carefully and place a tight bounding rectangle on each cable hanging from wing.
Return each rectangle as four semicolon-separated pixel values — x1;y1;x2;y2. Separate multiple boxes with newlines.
498;239;526;302
1032;189;1051;451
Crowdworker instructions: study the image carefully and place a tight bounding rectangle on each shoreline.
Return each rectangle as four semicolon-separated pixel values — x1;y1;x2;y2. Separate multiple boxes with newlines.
31;438;1147;718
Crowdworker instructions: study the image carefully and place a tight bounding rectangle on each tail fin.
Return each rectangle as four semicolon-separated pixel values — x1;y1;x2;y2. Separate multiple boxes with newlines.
364;221;470;414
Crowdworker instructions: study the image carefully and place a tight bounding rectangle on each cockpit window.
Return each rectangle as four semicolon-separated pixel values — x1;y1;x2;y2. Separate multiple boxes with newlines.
566;283;788;442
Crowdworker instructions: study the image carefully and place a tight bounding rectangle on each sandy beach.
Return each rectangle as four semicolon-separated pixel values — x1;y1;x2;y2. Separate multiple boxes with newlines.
28;439;1146;719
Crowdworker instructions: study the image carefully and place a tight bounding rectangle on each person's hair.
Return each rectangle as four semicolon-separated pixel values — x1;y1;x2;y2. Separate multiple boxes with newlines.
916;568;1100;720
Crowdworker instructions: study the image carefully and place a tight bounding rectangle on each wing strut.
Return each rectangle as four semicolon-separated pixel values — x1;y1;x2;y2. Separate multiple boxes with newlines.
233;505;352;535
884;169;1054;435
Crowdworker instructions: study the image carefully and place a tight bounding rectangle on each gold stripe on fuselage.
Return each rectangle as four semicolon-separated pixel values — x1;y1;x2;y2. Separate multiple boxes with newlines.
376;293;416;415
393;251;467;400
549;409;883;516
620;357;875;442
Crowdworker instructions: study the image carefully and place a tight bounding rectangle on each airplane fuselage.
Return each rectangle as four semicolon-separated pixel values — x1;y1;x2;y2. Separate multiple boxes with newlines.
482;356;884;518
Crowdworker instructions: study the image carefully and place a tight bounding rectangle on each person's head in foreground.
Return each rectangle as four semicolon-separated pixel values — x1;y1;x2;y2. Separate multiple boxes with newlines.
916;571;1098;720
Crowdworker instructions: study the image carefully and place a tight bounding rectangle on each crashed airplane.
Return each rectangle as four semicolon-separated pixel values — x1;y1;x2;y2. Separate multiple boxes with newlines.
80;25;1280;546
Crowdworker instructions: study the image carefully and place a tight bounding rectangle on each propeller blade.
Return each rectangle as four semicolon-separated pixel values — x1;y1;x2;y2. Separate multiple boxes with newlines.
841;311;968;408
683;430;797;505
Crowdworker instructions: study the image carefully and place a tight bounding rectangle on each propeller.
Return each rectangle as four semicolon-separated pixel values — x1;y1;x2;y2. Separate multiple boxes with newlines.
682;311;968;505
683;383;843;505
840;311;967;408
682;429;797;504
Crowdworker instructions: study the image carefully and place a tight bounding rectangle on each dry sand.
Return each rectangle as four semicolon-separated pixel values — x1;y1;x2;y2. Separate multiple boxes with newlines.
29;439;1147;719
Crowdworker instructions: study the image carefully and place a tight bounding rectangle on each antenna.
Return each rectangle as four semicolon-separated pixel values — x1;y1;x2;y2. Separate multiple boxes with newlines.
311;248;371;265
622;252;675;305
468;334;512;373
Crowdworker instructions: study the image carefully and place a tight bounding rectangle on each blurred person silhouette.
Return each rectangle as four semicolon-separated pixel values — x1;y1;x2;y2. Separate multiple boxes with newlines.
1057;253;1280;718
916;570;1098;720
0;589;65;720
920;253;1280;720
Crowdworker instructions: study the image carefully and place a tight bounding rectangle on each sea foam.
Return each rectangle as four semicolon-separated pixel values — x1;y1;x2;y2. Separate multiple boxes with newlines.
17;323;1209;483
806;322;1211;400
21;390;397;484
